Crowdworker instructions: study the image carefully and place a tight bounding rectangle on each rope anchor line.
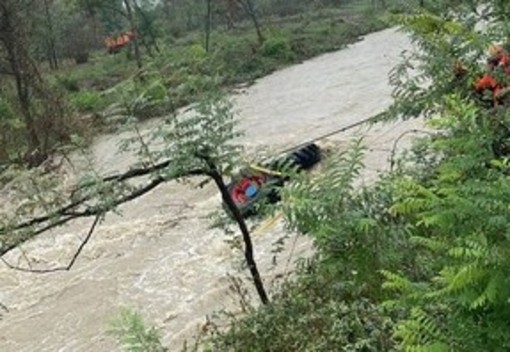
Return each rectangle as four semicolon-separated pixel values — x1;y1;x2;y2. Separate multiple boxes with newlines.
276;113;383;155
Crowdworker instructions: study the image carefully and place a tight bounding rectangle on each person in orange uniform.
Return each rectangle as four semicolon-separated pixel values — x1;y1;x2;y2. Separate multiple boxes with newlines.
472;44;510;158
475;44;510;106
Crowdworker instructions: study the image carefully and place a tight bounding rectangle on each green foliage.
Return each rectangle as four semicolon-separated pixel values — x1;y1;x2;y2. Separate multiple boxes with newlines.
261;35;295;61
285;14;385;59
130;78;176;118
382;7;498;122
83;5;394;130
4;1;473;351
376;6;510;351
375;96;510;351
0;96;18;123
70;90;107;113
56;75;80;92
153;95;243;176
0;96;23;160
282;140;412;297
204;265;395;352
382;99;510;351
190;139;409;350
109;309;167;352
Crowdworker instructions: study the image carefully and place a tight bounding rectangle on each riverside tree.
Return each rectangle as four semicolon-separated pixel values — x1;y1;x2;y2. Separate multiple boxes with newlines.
0;0;69;166
0;93;270;305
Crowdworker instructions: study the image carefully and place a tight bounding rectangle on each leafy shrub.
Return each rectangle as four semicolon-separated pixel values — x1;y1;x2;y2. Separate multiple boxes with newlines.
378;94;510;351
70;90;106;113
56;74;80;92
109;309;167;352
129;79;174;118
0;97;23;160
211;36;256;77
144;81;168;102
261;35;296;61
188;44;208;61
0;97;17;122
201;264;395;352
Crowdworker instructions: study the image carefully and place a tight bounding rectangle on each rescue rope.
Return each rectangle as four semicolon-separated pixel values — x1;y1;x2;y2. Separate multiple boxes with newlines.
252;211;284;236
276;112;384;155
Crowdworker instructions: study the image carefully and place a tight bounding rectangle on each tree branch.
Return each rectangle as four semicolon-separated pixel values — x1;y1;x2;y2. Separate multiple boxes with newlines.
389;129;436;171
0;160;206;258
1;214;102;273
5;158;187;234
196;151;269;304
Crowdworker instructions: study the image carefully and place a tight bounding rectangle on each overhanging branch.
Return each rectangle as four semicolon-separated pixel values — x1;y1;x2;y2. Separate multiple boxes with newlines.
1;214;102;273
6;158;193;233
0;159;206;258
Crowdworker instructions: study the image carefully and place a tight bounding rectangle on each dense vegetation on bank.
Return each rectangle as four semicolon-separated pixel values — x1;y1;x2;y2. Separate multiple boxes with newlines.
0;0;398;166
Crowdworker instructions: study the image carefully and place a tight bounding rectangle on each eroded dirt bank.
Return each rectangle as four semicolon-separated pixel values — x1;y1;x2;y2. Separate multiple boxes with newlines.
0;27;417;351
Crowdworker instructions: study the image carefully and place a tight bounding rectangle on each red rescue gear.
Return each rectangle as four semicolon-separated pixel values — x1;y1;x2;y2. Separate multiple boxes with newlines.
474;46;510;106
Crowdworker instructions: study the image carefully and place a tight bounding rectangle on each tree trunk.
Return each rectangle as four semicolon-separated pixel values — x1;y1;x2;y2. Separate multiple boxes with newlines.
123;0;142;69
205;0;212;52
15;71;40;155
1;4;42;162
43;0;58;70
224;0;237;30
133;0;161;54
238;0;264;44
0;1;66;166
202;156;269;305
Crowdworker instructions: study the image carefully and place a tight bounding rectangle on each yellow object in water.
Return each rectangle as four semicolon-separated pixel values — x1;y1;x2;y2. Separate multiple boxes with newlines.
252;211;284;236
249;164;283;176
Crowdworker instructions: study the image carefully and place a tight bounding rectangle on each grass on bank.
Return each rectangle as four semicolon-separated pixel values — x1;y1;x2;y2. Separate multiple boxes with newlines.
53;2;397;124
